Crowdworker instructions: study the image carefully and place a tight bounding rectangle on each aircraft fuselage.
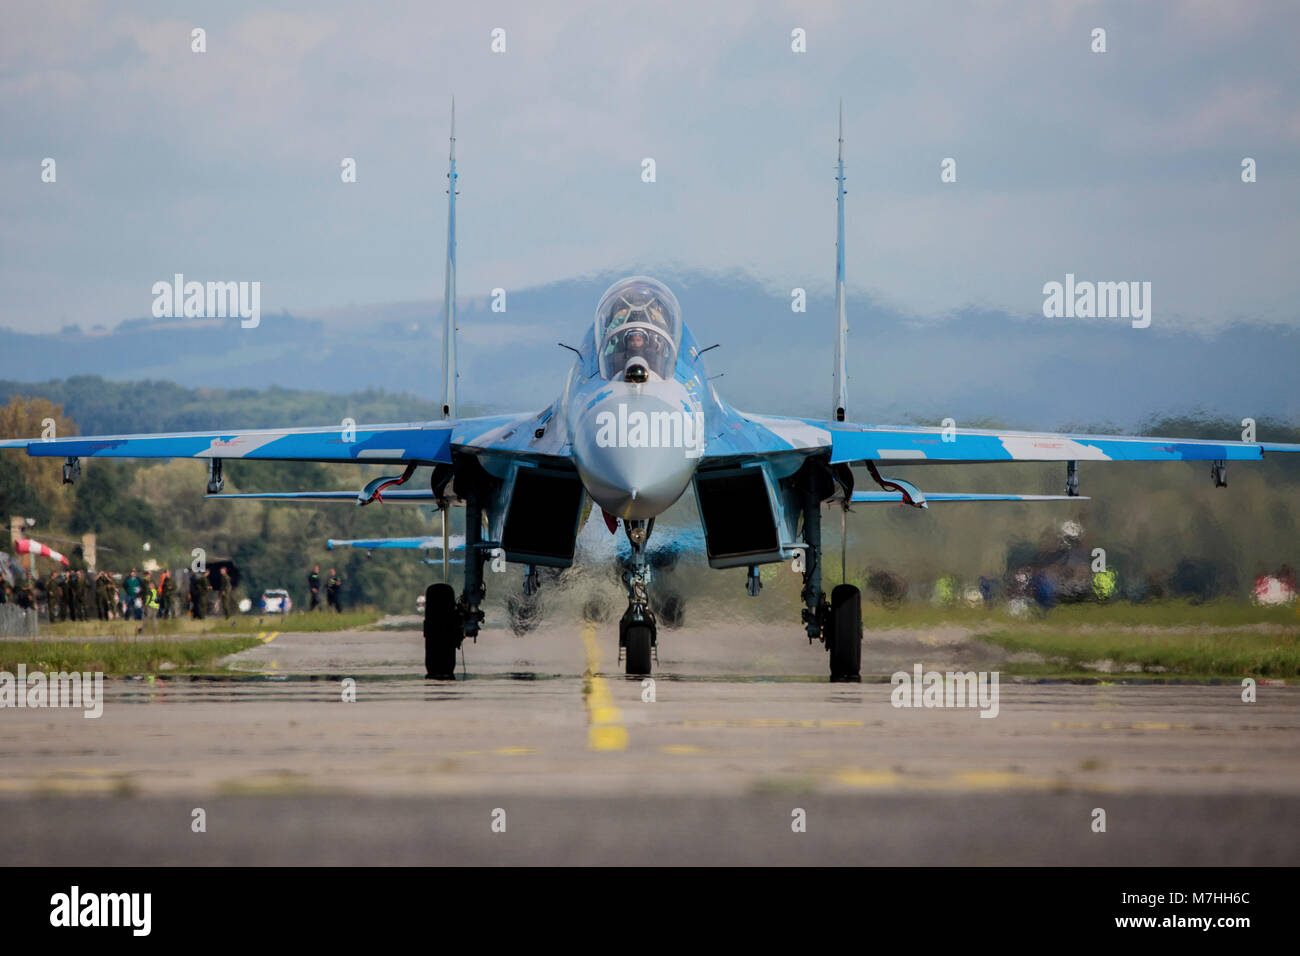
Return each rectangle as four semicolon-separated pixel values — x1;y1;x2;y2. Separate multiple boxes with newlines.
562;276;716;520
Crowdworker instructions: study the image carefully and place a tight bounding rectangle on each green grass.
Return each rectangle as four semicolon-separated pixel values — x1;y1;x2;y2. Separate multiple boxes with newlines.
863;599;1299;630
974;627;1300;678
37;608;380;640
0;637;262;675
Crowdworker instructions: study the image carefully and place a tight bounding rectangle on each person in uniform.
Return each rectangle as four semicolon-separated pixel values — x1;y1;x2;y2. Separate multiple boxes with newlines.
96;572;112;619
197;567;210;621
48;570;65;622
218;567;235;619
159;570;176;619
108;573;123;619
308;565;322;611
326;569;342;612
78;570;92;621
64;571;81;622
196;570;212;619
63;571;73;621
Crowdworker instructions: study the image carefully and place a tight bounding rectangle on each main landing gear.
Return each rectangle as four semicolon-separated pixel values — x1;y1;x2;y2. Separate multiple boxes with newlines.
424;460;487;680
618;518;658;676
795;460;862;682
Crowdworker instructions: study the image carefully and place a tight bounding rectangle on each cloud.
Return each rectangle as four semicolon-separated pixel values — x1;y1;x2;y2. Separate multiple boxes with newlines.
1;0;1297;338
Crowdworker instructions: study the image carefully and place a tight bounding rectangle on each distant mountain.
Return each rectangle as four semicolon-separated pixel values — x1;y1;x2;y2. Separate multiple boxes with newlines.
3;270;1297;432
0;376;455;435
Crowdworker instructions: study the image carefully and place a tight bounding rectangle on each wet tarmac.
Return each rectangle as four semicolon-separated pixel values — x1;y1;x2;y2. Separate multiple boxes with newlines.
0;621;1296;864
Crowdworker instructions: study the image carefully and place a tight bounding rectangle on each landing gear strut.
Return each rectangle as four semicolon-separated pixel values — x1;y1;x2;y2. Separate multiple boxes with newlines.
618;518;657;676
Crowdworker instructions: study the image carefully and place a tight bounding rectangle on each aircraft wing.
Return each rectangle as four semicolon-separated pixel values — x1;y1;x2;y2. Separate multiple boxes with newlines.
0;413;547;465
705;414;1300;466
327;536;465;550
852;492;1085;504
208;490;438;502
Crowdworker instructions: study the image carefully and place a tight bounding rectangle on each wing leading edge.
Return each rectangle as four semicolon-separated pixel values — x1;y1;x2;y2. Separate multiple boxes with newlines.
705;413;1300;466
852;492;1087;505
0;412;555;466
327;536;465;551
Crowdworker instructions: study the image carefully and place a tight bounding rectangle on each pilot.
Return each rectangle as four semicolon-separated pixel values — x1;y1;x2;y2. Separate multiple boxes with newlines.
624;328;648;357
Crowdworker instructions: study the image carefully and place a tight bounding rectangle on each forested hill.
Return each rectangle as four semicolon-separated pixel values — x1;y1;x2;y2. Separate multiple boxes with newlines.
0;376;473;435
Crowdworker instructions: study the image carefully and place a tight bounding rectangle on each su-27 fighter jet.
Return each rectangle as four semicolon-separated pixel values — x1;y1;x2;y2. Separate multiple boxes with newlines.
5;105;1299;681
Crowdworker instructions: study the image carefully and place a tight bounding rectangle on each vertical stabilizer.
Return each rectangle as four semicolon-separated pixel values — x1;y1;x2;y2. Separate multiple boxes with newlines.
831;100;848;422
441;100;458;420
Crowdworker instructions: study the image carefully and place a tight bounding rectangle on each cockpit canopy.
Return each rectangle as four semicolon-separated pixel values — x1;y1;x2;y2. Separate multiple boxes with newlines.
594;276;682;381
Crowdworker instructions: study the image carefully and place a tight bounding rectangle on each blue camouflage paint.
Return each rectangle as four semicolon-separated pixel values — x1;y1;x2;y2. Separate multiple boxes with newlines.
327;537;462;550
852;492;1088;503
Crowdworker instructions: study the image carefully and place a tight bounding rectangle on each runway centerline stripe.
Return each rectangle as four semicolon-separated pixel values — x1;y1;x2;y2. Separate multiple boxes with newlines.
582;624;628;752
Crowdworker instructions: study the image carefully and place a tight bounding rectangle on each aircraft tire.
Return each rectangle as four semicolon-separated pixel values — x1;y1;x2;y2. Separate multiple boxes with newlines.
828;584;862;682
624;623;653;676
424;583;461;679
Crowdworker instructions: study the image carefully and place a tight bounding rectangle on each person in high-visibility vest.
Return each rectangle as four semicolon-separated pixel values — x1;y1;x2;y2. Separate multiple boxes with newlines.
1092;568;1118;602
139;575;161;636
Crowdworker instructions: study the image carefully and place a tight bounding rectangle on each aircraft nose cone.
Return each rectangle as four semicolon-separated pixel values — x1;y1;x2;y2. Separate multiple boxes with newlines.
571;384;704;520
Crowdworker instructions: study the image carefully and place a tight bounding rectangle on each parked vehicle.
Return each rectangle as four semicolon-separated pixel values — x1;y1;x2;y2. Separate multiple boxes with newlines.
260;589;292;614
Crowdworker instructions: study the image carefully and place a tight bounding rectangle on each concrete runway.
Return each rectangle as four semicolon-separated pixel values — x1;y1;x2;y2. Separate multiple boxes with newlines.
1;620;1297;865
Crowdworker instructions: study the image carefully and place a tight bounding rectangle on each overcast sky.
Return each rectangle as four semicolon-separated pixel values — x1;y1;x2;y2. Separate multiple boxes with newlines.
2;0;1298;336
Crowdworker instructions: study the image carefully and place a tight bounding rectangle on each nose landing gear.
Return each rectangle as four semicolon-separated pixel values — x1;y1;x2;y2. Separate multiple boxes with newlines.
618;518;658;675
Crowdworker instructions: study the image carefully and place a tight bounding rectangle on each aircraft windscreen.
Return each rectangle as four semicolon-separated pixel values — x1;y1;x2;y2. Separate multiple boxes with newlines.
594;277;682;381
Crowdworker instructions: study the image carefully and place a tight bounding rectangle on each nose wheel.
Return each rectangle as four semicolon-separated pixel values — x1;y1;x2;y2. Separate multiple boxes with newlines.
619;610;658;676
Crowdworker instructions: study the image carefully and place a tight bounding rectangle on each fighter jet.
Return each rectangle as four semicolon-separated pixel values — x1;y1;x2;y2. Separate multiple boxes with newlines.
325;534;466;570
5;105;1298;681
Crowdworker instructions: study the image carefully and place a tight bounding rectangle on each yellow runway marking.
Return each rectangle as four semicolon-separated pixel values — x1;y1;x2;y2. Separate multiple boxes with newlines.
676;719;866;729
582;624;628;752
260;631;280;644
1052;721;1187;731
830;767;1115;793
954;770;1059;790
833;768;900;788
